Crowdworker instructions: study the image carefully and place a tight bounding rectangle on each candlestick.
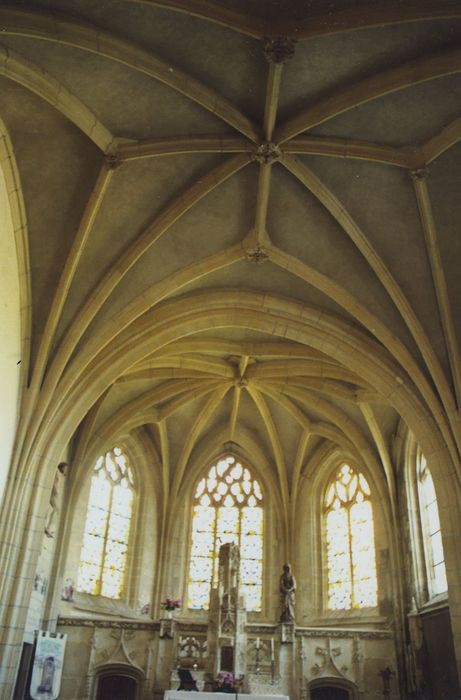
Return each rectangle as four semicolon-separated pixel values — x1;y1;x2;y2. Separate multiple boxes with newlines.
256;636;260;649
271;638;274;660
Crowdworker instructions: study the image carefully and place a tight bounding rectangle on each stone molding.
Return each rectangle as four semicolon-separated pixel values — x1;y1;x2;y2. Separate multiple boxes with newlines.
58;616;158;631
296;628;394;640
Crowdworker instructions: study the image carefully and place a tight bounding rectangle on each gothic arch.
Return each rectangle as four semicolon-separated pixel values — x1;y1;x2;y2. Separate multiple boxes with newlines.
92;662;145;700
308;676;359;700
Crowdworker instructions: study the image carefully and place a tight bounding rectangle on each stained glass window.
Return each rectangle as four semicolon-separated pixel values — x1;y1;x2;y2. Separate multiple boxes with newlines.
417;454;447;597
77;447;135;599
188;455;263;611
325;464;377;609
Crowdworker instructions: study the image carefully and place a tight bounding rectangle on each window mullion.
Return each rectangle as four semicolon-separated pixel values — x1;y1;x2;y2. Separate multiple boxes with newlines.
346;503;354;608
211;505;219;591
98;476;114;595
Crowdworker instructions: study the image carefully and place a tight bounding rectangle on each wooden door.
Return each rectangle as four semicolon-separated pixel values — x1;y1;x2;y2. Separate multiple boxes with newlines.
310;687;349;700
96;674;137;700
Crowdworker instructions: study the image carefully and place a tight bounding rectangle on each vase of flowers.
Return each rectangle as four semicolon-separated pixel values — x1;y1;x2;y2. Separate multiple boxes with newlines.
161;595;181;619
217;671;236;693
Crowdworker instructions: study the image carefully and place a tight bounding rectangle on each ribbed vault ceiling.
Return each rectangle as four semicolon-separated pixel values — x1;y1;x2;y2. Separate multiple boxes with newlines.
3;1;461;515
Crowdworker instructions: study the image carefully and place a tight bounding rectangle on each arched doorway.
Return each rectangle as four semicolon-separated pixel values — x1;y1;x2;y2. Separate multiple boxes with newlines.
96;673;137;700
310;688;349;700
309;677;357;700
94;665;142;700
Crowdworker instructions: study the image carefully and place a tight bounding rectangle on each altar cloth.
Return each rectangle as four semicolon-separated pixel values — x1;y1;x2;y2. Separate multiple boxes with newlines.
166;691;288;700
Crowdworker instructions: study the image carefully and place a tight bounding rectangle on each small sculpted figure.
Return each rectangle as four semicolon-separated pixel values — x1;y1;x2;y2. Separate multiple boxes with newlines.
279;563;296;622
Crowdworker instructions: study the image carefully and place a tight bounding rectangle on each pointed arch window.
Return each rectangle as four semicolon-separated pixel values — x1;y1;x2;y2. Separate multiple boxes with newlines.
324;464;378;610
417;454;447;597
77;447;135;599
187;455;263;612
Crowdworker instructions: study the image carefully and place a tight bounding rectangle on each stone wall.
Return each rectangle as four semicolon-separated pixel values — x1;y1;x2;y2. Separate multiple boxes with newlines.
55;619;398;700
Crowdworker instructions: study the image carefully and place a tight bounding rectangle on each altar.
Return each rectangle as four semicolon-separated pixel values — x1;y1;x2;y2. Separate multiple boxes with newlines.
165;692;289;700
164;546;290;700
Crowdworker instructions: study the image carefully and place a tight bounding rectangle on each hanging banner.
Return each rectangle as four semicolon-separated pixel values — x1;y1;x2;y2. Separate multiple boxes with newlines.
30;631;67;700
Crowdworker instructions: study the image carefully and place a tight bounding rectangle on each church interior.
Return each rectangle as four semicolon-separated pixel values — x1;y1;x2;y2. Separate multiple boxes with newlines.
1;1;461;699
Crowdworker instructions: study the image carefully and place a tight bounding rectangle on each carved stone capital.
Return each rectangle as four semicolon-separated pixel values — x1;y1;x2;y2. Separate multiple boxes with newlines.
410;166;429;181
264;37;296;64
252;141;282;165
246;245;270;264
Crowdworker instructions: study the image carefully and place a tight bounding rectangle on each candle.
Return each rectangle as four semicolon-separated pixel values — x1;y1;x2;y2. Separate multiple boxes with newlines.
256;637;260;649
271;638;274;660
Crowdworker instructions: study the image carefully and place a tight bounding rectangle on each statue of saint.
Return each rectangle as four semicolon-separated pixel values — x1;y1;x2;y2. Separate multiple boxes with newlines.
44;463;67;538
279;563;296;622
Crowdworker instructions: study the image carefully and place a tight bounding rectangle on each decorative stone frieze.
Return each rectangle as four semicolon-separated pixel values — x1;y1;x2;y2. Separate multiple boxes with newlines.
58;616;157;631
296;627;394;640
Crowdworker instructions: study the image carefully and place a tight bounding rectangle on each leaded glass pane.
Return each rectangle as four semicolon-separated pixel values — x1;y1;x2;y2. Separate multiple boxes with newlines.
77;448;134;599
101;569;124;598
193;505;215;530
77;561;100;595
242;506;262;531
328;580;352;610
433;562;448;595
426;501;440;535
350;501;377;607
81;531;105;563
240;558;262;583
242;583;262;612
430;530;444;566
240;534;263;559
188;455;263;611
86;503;109;537
191;532;214;557
325;464;377;610
190;556;213;582
217;507;239;534
188;580;211;609
418;456;447;597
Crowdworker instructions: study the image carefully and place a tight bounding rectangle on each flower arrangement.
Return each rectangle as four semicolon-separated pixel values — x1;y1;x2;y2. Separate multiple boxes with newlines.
161;595;182;611
218;672;235;685
217;671;239;693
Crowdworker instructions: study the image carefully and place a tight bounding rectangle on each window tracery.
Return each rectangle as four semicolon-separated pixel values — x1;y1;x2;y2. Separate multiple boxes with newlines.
187;455;263;612
77;447;135;599
324;463;378;610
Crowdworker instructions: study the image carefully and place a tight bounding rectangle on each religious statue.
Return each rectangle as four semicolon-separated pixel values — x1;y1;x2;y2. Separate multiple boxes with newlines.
279;563;296;622
44;463;67;538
